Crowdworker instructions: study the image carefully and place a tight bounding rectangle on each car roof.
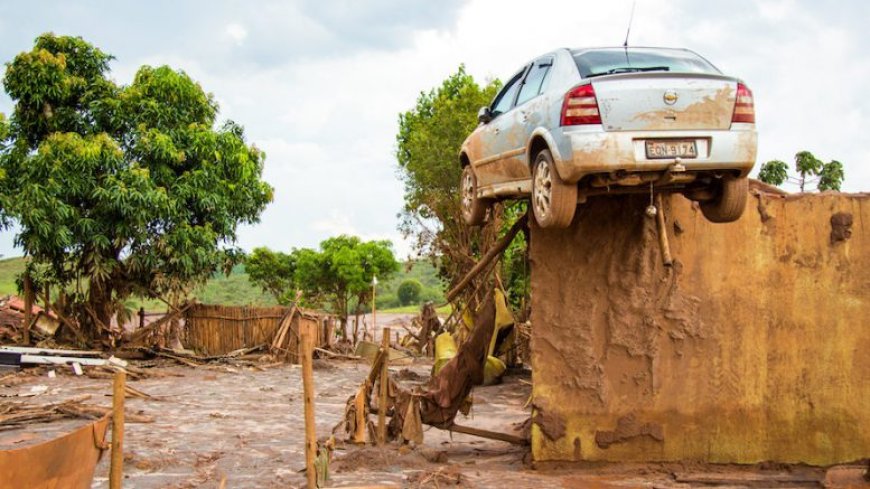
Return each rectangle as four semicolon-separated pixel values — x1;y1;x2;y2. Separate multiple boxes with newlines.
569;46;697;55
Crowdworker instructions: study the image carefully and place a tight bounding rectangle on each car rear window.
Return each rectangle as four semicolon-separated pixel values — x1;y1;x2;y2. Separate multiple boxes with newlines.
572;48;721;78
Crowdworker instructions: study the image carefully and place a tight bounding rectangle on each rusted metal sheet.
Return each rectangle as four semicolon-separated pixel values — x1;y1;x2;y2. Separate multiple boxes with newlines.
0;415;110;489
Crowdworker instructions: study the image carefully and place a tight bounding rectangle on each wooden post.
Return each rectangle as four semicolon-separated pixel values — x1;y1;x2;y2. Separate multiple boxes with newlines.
372;282;377;335
43;284;50;316
110;370;125;489
377;327;390;445
138;307;145;330
300;321;317;489
22;273;33;345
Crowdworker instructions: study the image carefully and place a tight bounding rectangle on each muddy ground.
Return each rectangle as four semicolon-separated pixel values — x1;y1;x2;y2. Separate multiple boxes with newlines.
2;355;863;488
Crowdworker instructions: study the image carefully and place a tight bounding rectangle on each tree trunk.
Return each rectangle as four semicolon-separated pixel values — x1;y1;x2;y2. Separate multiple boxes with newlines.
85;279;115;345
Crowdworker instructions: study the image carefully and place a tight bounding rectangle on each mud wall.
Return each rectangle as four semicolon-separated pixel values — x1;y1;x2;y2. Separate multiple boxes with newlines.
529;191;869;465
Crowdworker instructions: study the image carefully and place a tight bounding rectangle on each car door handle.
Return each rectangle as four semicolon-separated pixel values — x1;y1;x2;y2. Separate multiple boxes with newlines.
494;127;500;134
521;112;529;122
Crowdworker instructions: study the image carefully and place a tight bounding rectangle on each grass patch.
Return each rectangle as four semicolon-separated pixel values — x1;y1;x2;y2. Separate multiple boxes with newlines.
0;256;26;296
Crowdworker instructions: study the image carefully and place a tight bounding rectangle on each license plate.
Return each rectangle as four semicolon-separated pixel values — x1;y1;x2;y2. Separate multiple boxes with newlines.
645;140;698;159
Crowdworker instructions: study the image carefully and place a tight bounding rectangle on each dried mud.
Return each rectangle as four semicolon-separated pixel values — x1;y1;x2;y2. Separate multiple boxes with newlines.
530;191;870;464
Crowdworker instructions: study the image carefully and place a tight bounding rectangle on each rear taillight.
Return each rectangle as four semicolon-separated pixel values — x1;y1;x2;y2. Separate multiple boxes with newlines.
732;83;755;123
561;84;601;126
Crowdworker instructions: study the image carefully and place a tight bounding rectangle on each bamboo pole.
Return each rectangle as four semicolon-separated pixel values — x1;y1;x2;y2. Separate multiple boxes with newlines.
377;327;390;446
110;370;126;489
22;273;33;345
300;321;317;489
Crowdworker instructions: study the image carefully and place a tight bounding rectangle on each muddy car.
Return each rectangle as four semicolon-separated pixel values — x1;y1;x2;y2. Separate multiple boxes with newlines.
460;47;757;228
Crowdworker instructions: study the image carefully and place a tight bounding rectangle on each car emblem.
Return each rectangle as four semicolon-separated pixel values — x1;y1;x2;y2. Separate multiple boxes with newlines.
663;90;678;105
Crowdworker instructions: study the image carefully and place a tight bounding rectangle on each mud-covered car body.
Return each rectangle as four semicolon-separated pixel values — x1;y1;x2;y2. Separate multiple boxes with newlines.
459;47;757;227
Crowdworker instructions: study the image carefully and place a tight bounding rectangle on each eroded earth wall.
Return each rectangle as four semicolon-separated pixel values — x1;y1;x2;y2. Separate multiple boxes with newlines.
529;191;869;465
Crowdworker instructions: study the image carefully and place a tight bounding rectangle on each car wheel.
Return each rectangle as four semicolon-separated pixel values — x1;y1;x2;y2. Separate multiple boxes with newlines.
700;176;749;223
531;150;577;228
461;165;491;226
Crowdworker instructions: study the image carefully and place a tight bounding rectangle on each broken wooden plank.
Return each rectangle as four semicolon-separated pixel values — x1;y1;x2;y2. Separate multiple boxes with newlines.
447;423;527;445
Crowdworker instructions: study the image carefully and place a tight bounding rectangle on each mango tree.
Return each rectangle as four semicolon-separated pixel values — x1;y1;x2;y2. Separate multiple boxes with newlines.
0;34;272;344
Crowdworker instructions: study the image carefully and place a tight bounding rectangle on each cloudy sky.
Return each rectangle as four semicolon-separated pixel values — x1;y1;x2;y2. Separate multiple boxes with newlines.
0;0;867;258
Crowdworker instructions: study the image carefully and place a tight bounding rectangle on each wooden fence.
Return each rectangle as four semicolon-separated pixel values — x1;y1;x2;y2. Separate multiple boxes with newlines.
185;304;333;360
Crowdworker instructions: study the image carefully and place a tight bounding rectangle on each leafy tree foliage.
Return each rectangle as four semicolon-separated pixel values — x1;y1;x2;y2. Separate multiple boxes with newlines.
245;236;399;334
246;247;296;303
817;160;844;192
0;34;272;342
759;151;845;192
795;151;823;192
397;279;423;305
758;160;788;186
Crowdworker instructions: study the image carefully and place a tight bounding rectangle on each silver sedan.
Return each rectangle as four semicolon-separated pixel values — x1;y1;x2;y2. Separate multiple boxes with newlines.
460;47;757;228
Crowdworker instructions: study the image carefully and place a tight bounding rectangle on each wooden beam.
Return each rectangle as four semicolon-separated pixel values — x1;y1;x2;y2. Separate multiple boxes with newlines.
447;423;528;445
109;370;125;489
369;407;527;446
377;327;390;446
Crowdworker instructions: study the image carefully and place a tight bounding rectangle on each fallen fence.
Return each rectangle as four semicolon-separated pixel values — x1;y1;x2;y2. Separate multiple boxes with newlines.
184;304;334;360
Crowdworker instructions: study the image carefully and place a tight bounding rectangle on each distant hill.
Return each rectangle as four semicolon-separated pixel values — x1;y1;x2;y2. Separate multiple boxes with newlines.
0;256;26;296
0;256;445;312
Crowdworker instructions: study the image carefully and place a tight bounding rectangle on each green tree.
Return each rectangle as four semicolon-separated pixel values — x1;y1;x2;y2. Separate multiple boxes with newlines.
396;66;505;284
794;150;823;192
246;247;297;303
0;34;272;342
396;67;533;315
251;237;399;336
758;160;788;186
760;151;845;193
397;279;423;305
818;160;844;191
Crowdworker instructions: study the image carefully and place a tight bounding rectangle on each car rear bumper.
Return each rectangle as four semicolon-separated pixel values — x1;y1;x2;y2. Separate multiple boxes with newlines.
552;125;757;184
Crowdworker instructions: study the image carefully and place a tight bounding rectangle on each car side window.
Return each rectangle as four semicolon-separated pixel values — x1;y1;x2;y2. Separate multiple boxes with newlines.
516;58;552;106
491;68;526;117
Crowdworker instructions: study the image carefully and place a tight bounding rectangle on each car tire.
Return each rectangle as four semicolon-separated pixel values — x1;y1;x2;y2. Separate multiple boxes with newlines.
461;165;491;226
531;150;577;228
700;175;749;223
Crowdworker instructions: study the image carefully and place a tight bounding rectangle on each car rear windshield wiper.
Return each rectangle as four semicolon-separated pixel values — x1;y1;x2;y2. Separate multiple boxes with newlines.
587;66;671;77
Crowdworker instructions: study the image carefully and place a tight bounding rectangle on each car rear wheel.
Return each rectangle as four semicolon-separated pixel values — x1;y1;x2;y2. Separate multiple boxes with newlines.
461;165;491;226
700;175;749;223
531;150;577;228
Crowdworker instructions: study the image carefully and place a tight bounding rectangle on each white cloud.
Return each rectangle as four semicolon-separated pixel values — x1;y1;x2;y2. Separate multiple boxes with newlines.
225;23;248;45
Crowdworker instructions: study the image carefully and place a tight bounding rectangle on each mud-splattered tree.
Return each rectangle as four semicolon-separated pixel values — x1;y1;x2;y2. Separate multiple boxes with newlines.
396;67;531;313
0;34;272;344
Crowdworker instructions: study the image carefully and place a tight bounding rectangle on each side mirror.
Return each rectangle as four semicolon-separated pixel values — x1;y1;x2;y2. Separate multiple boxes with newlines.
478;106;493;124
